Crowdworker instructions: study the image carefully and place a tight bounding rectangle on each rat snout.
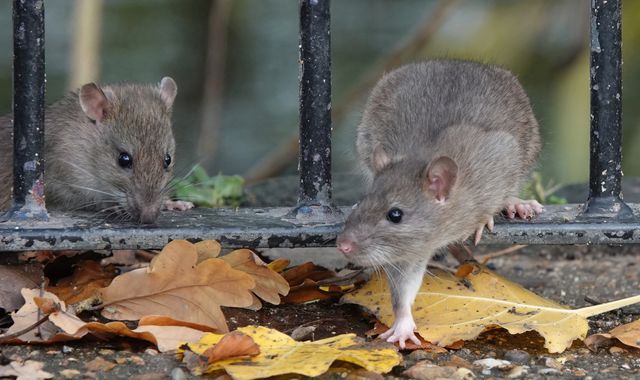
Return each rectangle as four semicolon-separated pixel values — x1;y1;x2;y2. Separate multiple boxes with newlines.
138;207;160;224
336;234;359;257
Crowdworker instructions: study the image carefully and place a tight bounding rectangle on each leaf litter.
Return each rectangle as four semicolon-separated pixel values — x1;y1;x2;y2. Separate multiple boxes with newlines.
1;240;639;379
343;262;640;353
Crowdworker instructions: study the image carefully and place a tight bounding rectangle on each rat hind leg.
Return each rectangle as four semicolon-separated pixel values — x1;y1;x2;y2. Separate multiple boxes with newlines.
504;196;543;219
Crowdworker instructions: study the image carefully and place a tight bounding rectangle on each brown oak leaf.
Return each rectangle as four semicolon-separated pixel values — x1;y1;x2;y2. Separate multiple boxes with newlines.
98;240;256;332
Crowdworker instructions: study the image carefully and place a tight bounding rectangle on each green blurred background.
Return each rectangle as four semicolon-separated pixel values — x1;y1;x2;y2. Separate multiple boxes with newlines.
0;0;638;200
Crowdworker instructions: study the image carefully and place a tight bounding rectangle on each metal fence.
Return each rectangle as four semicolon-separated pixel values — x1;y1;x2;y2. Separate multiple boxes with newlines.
0;0;638;252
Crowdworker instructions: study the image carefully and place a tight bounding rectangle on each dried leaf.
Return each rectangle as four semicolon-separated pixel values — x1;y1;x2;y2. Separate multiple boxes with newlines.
0;360;54;379
220;249;289;305
343;264;640;353
267;258;290;273
454;263;474;278
101;250;143;266
98;240;256;332
585;319;640;351
1;289;82;343
195;240;222;263
0;263;43;311
282;262;335;286
282;279;343;304
33;297;60;314
202;331;260;363
182;326;401;378
48;260;118;304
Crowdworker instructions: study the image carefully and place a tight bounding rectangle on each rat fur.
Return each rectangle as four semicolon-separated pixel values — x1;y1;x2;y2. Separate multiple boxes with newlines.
0;77;183;223
337;60;541;347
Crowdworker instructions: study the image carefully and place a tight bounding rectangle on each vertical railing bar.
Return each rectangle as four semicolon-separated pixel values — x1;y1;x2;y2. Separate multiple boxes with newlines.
8;0;48;221
583;0;632;220
288;0;341;222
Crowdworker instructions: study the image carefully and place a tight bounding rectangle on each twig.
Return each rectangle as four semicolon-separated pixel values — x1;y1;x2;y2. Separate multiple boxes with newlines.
0;315;49;343
477;245;527;263
448;244;475;265
245;0;460;183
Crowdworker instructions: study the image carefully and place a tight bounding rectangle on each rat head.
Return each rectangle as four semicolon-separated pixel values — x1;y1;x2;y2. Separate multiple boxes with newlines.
77;77;178;223
337;146;458;266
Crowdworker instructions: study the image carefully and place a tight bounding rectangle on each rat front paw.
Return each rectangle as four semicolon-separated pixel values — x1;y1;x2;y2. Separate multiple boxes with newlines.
379;317;420;349
164;200;194;211
504;197;544;219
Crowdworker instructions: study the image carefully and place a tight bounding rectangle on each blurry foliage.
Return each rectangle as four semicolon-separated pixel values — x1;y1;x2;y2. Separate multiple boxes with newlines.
0;1;639;194
521;172;567;205
172;165;244;208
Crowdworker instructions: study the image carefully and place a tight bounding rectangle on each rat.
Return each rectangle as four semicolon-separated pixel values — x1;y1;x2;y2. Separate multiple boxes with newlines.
0;77;192;223
336;60;542;348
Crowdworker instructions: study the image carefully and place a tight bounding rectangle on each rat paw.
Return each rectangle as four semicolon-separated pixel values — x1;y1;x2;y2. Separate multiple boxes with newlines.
164;200;194;211
474;215;494;245
504;197;543;220
379;318;420;349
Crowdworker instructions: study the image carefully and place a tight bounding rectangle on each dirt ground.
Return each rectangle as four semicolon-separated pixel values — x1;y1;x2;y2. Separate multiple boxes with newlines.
0;244;638;379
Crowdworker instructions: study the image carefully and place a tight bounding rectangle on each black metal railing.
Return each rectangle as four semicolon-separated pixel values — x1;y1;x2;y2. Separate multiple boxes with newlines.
0;0;638;251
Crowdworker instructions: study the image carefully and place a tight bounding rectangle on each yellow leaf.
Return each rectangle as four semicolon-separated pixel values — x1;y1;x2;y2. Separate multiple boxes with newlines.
182;326;401;378
343;265;640;353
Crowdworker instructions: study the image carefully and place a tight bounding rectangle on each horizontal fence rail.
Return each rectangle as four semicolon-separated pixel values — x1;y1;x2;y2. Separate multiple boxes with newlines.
0;0;637;252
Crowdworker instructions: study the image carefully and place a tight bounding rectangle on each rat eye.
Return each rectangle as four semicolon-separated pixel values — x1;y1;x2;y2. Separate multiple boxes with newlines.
118;152;133;169
163;153;172;169
386;207;403;223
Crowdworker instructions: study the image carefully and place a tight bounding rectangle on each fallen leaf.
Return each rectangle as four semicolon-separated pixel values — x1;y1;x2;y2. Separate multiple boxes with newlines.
48;260;118;304
282;262;336;286
454;263;474;278
98;240;256;332
282;278;344;304
101;250;143;266
266;258;290;273
585;319;640;351
202;331;260;363
182;326;401;378
33;297;60;314
0;360;54;379
85;357;116;372
52;317;207;353
343;264;640;353
220;249;289;306
195;240;222;263
1;289;80;343
0;263;43;311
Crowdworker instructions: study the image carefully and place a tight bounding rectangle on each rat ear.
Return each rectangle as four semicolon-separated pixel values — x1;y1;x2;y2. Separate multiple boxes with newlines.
423;156;458;203
79;83;111;122
371;144;391;173
159;77;177;109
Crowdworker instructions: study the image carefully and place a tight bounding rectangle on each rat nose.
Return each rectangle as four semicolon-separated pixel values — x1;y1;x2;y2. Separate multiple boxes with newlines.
137;206;160;224
337;237;358;256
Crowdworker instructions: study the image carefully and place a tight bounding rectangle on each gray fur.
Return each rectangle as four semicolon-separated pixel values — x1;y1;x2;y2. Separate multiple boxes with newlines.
339;59;541;344
0;80;177;223
342;59;541;265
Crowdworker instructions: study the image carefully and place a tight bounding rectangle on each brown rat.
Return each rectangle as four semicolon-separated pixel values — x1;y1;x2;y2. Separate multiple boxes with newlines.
337;60;542;348
0;77;191;223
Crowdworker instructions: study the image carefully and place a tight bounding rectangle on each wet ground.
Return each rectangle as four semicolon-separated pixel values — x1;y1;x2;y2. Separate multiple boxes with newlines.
0;244;638;379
